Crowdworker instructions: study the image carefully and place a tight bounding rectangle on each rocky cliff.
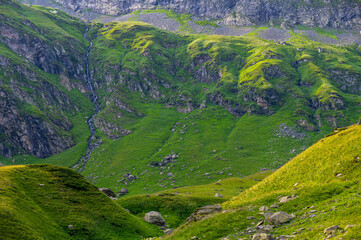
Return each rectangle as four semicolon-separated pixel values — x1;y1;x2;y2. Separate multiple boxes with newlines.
0;1;90;158
54;0;361;29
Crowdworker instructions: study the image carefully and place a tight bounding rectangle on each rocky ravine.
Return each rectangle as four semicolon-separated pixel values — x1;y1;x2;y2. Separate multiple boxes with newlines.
53;0;361;29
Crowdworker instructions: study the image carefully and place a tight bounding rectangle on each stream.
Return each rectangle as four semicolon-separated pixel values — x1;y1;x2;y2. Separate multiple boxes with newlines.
74;26;100;172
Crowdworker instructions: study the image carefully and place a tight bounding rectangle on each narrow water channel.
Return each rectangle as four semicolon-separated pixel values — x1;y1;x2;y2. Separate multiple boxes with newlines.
74;26;100;172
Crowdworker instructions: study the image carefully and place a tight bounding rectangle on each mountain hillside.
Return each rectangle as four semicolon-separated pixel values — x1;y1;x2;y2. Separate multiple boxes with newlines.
0;164;161;239
0;0;92;159
1;1;361;239
1;1;361;197
167;124;361;239
78;21;361;195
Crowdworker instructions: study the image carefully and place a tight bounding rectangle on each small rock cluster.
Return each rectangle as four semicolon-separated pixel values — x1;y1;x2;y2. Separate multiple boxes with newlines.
247;196;297;240
118;172;138;185
150;153;178;167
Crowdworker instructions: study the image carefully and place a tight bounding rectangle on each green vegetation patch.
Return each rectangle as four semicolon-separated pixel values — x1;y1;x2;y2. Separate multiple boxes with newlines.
0;164;161;240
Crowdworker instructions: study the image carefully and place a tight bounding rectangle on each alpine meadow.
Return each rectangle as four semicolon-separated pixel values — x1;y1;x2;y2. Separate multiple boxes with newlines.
1;0;361;239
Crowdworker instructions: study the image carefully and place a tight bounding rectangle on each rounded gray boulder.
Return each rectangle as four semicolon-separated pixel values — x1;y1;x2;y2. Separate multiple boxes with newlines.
144;211;166;226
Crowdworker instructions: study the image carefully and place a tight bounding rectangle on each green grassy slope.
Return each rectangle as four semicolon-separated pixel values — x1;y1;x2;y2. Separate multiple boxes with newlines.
77;21;361;195
0;164;161;239
117;171;272;228
168;124;361;239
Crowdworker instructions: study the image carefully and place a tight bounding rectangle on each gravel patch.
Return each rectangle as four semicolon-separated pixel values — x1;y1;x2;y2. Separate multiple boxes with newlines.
101;14;133;23
137;13;180;32
336;33;361;45
188;21;252;36
295;30;361;45
295;30;337;44
188;21;214;34
214;25;253;36
259;28;291;42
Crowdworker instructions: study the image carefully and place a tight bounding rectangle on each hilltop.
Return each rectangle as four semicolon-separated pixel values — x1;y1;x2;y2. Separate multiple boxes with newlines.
0;164;161;239
167;124;361;239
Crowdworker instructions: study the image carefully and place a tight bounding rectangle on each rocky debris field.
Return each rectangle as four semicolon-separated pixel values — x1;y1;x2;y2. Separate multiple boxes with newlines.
259;28;291;42
100;12;361;46
20;0;102;21
18;1;361;45
295;30;361;45
101;12;253;36
137;12;180;32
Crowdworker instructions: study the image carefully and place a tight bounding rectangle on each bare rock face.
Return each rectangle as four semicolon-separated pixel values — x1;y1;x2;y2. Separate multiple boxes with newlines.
0;6;88;158
0;73;75;158
54;0;361;29
94;116;132;139
53;0;237;18
144;211;166;226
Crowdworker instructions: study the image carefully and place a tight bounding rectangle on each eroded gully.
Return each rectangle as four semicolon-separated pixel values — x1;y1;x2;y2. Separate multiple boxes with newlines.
73;26;100;172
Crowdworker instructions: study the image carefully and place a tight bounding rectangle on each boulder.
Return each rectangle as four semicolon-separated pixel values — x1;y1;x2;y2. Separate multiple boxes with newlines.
259;206;270;212
164;229;173;235
98;188;116;198
279;195;297;203
116;188;128;197
279;196;291;203
214;193;223;198
324;225;340;235
252;233;274;240
186;205;222;223
268;211;294;225
144;211;166;226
